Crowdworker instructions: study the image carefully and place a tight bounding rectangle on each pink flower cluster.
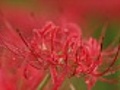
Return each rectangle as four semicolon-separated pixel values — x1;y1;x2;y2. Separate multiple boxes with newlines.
0;21;120;90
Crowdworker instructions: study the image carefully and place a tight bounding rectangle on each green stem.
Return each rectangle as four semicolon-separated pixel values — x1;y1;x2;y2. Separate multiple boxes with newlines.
37;73;50;90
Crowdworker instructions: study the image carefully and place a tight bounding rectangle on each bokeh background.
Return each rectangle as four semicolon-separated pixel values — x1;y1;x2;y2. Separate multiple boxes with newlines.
0;0;120;90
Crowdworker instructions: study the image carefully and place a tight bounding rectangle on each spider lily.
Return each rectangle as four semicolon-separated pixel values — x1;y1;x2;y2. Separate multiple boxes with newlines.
0;16;120;90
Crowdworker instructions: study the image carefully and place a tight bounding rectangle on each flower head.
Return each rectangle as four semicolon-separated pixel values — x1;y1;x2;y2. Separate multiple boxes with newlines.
0;16;120;90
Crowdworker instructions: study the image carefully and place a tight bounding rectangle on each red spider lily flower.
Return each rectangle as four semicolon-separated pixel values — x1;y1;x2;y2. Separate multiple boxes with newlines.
0;4;120;90
0;18;120;90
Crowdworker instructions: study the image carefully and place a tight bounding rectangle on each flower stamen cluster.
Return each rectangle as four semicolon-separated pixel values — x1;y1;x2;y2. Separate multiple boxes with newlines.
1;22;120;90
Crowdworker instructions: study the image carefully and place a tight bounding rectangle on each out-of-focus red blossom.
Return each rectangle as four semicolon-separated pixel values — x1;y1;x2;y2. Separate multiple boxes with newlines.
0;8;45;90
40;0;120;20
0;49;45;90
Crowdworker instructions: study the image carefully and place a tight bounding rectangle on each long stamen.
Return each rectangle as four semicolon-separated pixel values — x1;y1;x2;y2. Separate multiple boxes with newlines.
93;41;120;76
15;29;43;69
